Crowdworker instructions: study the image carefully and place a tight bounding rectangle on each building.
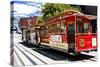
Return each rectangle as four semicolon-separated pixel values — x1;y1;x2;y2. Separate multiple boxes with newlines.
20;16;37;30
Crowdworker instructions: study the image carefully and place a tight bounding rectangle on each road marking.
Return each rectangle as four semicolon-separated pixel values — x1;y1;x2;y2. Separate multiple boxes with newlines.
24;52;45;65
13;51;23;66
89;58;97;61
15;44;46;65
81;52;97;57
14;46;33;65
18;44;60;64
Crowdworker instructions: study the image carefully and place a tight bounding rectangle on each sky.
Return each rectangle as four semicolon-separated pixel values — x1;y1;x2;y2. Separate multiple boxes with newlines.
10;0;44;29
11;0;43;18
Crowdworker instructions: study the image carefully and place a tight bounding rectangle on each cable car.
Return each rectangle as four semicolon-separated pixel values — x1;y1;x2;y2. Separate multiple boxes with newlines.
22;10;97;55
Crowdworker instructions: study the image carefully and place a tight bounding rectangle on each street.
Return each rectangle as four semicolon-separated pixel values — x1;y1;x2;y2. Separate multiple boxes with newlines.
11;32;98;66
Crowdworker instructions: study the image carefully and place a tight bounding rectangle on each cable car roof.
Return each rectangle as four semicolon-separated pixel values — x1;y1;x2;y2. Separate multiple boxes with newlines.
46;10;97;22
84;15;97;20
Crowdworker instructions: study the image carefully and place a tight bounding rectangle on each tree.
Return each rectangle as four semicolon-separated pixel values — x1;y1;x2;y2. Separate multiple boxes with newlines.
36;16;45;26
42;3;81;21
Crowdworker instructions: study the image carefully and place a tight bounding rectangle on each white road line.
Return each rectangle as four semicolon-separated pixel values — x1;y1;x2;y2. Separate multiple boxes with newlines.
24;52;45;65
14;46;33;66
15;44;26;52
18;44;60;64
15;44;45;65
82;60;93;62
16;44;70;64
89;58;97;61
81;52;97;57
13;51;23;66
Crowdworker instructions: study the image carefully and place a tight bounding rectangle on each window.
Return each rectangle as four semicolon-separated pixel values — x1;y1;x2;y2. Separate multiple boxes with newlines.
77;22;84;33
60;20;66;33
84;23;89;33
48;24;53;33
76;17;90;33
48;20;66;34
41;29;48;35
48;24;51;33
91;19;97;33
68;22;75;34
56;23;61;33
76;17;83;33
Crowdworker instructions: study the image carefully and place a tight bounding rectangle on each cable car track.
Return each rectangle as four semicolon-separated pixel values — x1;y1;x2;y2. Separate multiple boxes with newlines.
15;46;47;65
14;44;54;65
14;49;25;65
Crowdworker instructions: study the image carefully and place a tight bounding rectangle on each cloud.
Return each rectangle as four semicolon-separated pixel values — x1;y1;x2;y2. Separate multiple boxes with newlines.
11;1;42;17
14;14;29;17
14;3;38;14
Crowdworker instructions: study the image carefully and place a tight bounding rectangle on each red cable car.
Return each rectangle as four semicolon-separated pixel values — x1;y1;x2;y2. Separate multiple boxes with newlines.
39;10;97;55
22;10;97;55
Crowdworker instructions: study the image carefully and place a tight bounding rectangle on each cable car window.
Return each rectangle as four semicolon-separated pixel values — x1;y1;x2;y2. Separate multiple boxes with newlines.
51;24;54;33
48;24;51;33
91;19;97;33
48;20;66;34
76;17;84;33
60;20;66;33
48;24;52;33
84;23;89;33
48;23;55;33
56;23;61;33
68;22;75;34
